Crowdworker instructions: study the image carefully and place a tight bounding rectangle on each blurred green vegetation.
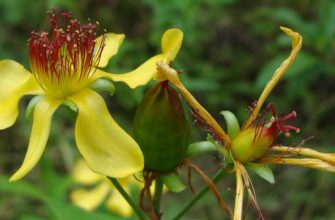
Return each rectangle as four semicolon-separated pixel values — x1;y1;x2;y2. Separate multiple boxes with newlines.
0;0;335;219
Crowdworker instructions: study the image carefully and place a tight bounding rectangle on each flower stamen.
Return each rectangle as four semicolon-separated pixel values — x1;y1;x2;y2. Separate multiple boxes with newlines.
28;9;105;97
256;104;300;140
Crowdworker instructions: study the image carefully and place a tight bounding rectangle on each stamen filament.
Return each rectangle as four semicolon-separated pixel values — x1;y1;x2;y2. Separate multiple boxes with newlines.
28;9;105;98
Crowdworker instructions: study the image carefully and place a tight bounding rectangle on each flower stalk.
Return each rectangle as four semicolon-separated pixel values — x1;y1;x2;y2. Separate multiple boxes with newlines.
173;169;227;220
153;177;164;215
234;162;244;220
109;177;148;220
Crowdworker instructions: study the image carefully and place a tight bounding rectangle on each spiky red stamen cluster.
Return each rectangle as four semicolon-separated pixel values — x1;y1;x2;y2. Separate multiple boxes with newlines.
28;9;105;90
254;104;300;142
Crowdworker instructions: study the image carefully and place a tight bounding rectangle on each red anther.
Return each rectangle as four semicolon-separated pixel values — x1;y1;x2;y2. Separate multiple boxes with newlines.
275;110;300;136
28;10;105;84
279;111;297;123
251;103;300;142
281;125;300;133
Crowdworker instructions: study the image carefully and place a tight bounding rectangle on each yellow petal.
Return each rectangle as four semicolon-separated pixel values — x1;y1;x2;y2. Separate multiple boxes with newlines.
273;146;335;164
96;28;183;89
68;88;144;178
161;28;183;61
95;33;125;68
0;60;43;129
244;27;302;128
106;189;133;217
71;182;110;211
72;160;104;185
259;157;335;173
95;54;164;89
9;97;61;181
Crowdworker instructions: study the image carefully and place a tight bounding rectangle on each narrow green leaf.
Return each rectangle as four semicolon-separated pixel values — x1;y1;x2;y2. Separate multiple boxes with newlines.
220;111;240;139
0;175;45;199
161;173;186;193
246;163;275;184
40;157;74;200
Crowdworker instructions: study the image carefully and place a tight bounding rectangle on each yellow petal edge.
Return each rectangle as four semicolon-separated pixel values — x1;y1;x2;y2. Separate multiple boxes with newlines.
71;182;110;211
69;88;144;178
10;97;61;181
95;33;125;68
95;28;183;89
0;60;43;129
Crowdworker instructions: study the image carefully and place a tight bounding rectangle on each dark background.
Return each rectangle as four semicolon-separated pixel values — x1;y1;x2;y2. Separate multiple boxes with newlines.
0;0;335;219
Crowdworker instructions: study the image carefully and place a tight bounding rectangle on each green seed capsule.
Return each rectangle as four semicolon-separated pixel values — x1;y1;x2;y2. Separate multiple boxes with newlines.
231;108;300;163
133;82;190;172
231;127;274;163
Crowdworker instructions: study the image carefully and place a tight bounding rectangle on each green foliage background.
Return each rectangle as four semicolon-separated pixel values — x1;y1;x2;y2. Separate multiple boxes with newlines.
0;0;334;219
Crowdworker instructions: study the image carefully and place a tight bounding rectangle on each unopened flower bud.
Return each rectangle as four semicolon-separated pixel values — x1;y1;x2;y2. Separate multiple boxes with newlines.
133;81;190;172
232;105;299;163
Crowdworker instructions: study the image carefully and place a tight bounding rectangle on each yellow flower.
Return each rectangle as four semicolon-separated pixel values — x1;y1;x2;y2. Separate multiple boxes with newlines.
95;28;183;89
0;10;183;181
70;160;152;217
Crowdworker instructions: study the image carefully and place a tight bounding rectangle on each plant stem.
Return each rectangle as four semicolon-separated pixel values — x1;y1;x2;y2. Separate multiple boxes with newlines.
173;169;226;220
153;177;164;214
108;177;147;220
234;163;244;220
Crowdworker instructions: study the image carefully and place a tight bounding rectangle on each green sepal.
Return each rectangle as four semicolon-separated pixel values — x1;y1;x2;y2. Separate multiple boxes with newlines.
25;96;43;120
186;141;218;158
206;134;216;143
161;173;186;193
221;147;235;170
220;110;240;139
246;163;275;184
63;100;78;112
89;78;115;96
206;134;234;170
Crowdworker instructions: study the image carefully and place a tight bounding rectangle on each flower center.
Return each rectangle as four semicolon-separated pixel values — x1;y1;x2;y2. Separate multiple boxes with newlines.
28;10;105;98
